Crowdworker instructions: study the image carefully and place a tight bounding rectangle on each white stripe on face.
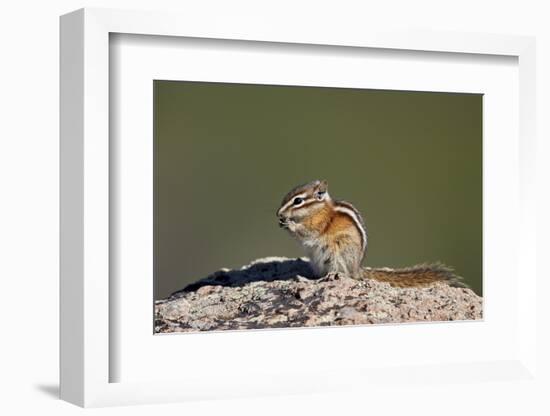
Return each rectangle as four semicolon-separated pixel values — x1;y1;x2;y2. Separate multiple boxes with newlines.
334;205;367;252
277;193;308;216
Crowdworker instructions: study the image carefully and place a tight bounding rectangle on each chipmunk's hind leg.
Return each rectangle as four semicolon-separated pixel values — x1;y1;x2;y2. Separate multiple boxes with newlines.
323;235;364;279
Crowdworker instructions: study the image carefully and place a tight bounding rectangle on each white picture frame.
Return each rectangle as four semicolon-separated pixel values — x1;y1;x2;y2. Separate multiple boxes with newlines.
60;7;538;408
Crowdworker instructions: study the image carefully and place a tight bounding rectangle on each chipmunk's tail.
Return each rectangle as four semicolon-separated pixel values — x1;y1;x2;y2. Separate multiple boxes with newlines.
362;263;466;288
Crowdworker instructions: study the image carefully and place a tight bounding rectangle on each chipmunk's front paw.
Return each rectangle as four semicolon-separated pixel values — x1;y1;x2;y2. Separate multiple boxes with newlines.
286;220;302;233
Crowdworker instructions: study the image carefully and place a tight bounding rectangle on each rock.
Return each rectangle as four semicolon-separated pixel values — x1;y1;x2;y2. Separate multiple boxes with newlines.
155;257;482;333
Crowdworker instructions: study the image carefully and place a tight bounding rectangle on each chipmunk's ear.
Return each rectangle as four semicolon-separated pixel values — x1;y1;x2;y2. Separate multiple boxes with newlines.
315;180;328;200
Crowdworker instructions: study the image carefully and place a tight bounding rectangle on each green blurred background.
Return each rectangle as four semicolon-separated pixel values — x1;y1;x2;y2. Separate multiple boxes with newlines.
154;80;482;299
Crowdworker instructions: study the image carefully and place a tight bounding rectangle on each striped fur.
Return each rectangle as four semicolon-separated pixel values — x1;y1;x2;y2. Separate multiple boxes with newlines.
334;200;367;252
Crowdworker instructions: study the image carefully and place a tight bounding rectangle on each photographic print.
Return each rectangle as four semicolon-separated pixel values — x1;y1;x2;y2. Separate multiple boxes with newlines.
153;81;483;333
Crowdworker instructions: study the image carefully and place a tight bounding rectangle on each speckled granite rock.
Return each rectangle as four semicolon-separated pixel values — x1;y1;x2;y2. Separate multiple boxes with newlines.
155;257;482;333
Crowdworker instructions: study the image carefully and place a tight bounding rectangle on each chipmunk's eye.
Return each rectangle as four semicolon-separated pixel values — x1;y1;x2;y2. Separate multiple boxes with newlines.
293;197;304;206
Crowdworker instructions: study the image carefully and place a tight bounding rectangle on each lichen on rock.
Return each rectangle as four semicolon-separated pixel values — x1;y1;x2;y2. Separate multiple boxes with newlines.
155;257;482;333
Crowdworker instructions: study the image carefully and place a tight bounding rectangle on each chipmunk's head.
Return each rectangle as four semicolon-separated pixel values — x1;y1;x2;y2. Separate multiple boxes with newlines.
277;180;331;229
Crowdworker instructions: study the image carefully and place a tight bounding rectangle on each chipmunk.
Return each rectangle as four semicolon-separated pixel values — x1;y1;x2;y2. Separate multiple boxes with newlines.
276;180;464;288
